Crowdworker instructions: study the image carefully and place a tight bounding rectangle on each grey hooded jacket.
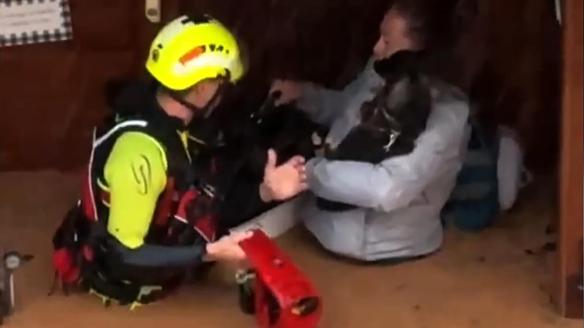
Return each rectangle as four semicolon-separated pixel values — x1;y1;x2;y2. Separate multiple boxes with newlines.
297;58;470;261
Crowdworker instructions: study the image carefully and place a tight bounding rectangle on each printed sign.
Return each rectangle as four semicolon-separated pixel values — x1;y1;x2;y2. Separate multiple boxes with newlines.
0;0;73;47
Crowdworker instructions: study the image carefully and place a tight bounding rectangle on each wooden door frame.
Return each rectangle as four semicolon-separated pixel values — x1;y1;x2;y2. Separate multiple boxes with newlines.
556;0;583;318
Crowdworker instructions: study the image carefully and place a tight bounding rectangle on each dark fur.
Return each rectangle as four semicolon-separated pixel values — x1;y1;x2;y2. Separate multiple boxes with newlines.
316;50;433;211
182;95;322;237
103;80;322;241
216;101;322;230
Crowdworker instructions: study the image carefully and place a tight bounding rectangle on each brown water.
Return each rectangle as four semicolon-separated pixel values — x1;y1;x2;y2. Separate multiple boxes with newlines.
0;171;580;328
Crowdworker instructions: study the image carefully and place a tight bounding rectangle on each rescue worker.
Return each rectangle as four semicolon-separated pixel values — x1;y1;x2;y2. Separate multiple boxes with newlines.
52;14;307;306
271;0;471;262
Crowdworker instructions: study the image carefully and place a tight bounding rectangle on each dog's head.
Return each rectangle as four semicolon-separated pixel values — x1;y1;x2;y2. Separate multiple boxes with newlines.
360;50;432;140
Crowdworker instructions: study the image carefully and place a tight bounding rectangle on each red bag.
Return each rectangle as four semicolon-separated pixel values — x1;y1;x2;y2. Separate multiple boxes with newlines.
238;230;322;328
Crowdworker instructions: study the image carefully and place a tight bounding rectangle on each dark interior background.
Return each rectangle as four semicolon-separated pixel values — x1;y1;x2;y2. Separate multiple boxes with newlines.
0;0;561;172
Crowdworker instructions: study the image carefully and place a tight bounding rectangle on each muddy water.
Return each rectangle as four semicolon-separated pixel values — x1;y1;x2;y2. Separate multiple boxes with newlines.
0;171;580;328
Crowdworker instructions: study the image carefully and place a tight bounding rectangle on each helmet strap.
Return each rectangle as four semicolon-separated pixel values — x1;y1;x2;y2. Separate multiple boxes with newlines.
168;80;226;120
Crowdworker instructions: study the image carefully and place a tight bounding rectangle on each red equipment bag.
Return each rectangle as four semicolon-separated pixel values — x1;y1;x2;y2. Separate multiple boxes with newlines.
238;230;322;328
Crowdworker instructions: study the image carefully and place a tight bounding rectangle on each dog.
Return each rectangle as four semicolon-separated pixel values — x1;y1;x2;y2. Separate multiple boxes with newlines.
177;92;323;239
214;96;322;230
316;50;433;211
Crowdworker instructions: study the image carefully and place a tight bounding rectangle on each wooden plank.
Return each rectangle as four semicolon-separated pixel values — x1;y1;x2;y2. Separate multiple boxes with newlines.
556;0;583;318
0;1;152;170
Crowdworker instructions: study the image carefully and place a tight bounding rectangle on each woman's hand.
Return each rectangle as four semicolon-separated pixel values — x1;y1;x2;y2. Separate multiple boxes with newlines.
205;231;253;262
260;149;308;202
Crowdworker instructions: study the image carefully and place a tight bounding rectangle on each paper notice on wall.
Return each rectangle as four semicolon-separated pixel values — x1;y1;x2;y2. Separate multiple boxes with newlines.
0;0;73;48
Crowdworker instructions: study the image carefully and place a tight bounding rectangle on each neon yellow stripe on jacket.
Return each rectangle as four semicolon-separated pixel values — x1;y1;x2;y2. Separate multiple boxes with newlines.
103;132;168;249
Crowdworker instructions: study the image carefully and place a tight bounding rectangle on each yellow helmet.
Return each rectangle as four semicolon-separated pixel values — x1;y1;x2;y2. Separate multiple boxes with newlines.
146;15;244;91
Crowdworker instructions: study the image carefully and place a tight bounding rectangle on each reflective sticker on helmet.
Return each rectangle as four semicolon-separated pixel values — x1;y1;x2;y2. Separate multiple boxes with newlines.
173;52;235;77
179;45;206;65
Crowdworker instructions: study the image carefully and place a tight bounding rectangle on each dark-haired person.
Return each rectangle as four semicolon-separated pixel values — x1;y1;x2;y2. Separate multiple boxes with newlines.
271;0;471;262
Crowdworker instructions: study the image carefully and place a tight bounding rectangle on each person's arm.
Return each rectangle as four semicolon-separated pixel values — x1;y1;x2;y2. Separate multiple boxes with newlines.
295;58;379;126
306;92;470;213
105;132;167;248
113;232;251;268
105;132;250;267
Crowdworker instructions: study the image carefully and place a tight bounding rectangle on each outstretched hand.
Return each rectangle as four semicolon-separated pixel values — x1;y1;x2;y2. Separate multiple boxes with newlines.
260;149;308;202
205;231;253;262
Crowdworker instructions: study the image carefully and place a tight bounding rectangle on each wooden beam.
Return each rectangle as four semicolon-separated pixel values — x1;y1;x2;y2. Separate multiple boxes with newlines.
556;0;583;318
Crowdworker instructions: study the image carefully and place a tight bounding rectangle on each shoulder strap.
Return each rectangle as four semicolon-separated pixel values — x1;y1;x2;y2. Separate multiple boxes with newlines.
93;120;149;148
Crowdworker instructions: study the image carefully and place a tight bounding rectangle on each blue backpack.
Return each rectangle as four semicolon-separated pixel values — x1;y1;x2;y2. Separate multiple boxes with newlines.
442;117;500;232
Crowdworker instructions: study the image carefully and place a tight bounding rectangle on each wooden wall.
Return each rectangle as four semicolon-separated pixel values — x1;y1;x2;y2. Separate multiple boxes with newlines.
556;0;583;318
0;0;181;171
178;0;390;115
472;0;562;172
0;0;562;173
181;0;561;171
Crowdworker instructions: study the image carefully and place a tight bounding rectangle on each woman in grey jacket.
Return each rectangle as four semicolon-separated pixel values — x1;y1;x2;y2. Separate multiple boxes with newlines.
271;0;471;261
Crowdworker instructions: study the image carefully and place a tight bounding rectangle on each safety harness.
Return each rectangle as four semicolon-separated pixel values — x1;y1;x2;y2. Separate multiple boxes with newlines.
51;87;219;308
